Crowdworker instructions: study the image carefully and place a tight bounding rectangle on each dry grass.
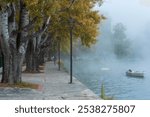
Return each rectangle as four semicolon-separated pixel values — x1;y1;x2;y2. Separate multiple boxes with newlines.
0;82;40;89
23;70;44;74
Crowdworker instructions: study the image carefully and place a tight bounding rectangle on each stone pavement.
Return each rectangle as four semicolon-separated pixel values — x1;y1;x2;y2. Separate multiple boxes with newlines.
0;62;99;100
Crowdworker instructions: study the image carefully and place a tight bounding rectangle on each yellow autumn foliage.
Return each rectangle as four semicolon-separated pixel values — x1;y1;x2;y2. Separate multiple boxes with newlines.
0;0;104;51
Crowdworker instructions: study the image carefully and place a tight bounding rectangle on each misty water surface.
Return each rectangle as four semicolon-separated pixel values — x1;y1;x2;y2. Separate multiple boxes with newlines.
63;55;150;100
62;0;150;100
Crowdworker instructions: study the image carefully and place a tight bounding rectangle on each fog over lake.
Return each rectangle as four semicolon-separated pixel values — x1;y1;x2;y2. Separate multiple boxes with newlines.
63;0;150;99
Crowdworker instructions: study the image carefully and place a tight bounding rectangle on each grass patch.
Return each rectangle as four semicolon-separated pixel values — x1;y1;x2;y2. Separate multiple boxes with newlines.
100;83;114;100
0;82;40;89
23;70;44;74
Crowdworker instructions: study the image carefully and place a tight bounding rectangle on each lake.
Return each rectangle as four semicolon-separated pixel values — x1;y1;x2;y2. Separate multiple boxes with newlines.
63;57;150;100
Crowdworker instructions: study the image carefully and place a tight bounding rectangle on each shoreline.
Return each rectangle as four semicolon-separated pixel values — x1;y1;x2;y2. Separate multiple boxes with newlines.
0;62;100;100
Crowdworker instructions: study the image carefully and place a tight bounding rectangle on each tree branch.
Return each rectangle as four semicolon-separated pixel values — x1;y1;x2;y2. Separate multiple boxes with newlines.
39;35;48;47
22;17;37;31
10;16;37;38
21;16;51;44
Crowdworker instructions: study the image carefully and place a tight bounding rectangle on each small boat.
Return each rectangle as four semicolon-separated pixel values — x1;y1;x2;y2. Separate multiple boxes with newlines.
126;70;144;78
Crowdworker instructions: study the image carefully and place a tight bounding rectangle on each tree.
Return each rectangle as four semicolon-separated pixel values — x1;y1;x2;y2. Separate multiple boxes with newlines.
48;0;104;56
0;0;52;83
0;1;30;83
25;0;104;72
0;0;103;84
112;23;131;58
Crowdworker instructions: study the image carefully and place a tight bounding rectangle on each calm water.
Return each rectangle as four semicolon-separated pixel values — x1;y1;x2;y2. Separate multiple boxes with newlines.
63;58;150;100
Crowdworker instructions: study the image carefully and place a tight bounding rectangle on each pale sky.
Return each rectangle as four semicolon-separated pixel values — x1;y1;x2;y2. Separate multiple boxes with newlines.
140;0;150;6
98;0;150;38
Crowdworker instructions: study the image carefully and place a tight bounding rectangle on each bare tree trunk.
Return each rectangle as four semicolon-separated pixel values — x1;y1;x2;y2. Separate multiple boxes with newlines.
25;39;33;72
32;52;40;72
39;49;45;65
25;38;40;72
25;27;50;73
14;0;29;83
0;8;11;83
0;1;29;84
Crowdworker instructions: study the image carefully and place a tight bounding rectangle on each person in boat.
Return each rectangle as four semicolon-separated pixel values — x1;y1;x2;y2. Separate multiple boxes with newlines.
128;69;132;72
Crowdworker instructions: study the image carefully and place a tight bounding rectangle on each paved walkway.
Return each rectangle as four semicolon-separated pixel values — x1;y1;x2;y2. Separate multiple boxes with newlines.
0;62;99;100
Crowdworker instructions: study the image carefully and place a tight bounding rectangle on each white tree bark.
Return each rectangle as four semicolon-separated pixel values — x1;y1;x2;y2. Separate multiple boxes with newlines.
0;8;12;83
0;1;29;84
17;1;29;82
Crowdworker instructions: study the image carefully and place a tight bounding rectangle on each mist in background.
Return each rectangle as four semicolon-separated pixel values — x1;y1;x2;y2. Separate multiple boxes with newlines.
62;0;150;99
